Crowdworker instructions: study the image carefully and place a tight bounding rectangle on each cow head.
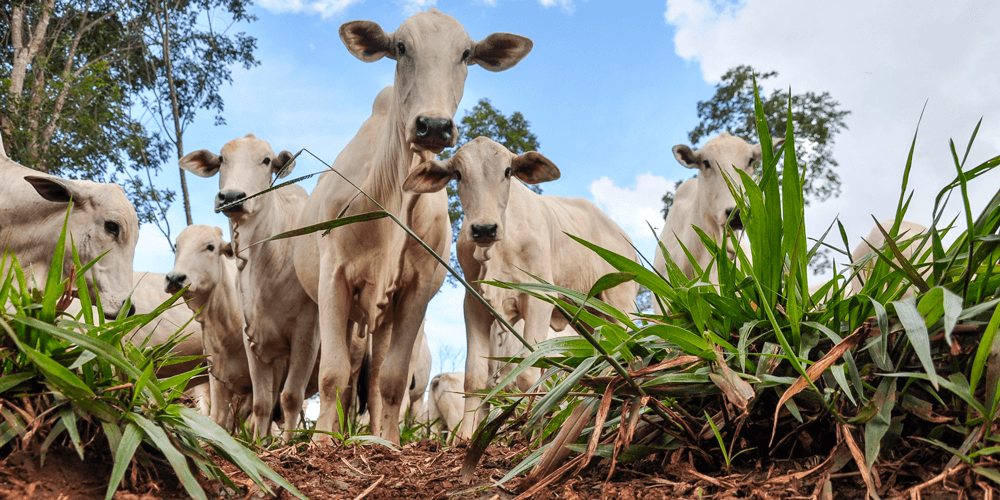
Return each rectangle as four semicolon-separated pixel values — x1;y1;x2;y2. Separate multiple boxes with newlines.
165;225;233;304
403;137;559;247
22;175;139;318
179;134;296;220
340;9;532;153
672;133;785;231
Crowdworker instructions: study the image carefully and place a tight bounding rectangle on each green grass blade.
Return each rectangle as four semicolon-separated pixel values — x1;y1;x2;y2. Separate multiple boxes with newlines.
104;423;143;500
892;297;938;389
131;414;207;500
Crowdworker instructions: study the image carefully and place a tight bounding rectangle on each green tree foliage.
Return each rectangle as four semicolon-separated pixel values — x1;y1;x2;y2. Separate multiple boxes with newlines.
439;98;541;283
0;1;173;227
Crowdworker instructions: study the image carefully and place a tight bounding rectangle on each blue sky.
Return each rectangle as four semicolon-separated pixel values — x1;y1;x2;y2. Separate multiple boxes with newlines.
132;0;1000;380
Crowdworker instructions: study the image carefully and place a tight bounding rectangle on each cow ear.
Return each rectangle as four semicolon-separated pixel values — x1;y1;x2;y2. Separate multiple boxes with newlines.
272;150;296;178
471;33;533;72
403;159;454;194
179;150;222;177
220;241;234;258
673;145;699;169
340;21;394;62
751;138;787;161
24;176;82;205
511;152;560;184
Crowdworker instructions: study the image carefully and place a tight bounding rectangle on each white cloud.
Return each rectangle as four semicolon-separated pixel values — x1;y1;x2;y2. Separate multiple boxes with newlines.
399;0;438;15
539;0;574;11
256;0;361;19
664;0;1000;279
589;172;674;256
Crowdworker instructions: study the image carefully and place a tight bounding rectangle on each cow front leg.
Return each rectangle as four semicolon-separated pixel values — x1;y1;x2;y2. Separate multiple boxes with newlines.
457;292;495;440
376;297;428;445
515;296;554;392
367;325;391;438
209;374;235;431
245;334;277;439
313;267;353;444
280;311;319;441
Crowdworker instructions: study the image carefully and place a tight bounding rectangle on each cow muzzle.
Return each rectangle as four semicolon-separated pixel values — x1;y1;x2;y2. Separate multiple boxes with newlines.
470;223;499;245
726;208;743;231
164;273;187;294
215;190;247;215
411;116;456;152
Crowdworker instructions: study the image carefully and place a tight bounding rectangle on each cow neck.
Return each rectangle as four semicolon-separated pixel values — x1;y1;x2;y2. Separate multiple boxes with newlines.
196;264;243;353
229;189;284;272
359;93;413;219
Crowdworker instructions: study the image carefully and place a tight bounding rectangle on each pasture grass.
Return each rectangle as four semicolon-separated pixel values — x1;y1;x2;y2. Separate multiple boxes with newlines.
455;84;1000;495
0;208;304;500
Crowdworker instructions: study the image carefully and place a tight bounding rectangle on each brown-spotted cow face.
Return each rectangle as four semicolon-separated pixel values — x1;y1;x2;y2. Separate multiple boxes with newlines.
178;134;296;220
339;9;533;153
402;137;559;248
672;132;784;231
165;225;233;300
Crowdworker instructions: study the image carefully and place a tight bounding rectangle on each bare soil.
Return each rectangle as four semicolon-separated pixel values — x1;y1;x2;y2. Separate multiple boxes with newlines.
0;438;992;499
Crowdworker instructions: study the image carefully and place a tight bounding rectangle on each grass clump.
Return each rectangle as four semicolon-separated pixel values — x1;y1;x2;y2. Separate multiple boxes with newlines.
462;82;1000;496
0;207;304;500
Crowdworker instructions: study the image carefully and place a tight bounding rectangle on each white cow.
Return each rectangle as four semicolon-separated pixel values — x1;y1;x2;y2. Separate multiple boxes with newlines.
1;138;139;317
850;220;928;296
180;135;320;440
403;136;640;439
426;372;465;437
653;133;784;298
404;322;432;421
166;225;251;430
293;10;532;445
488;319;576;391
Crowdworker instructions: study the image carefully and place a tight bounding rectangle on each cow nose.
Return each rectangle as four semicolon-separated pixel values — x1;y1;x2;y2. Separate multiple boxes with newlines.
165;273;187;293
470;224;498;241
414;117;454;142
105;302;135;321
726;208;744;230
215;190;247;213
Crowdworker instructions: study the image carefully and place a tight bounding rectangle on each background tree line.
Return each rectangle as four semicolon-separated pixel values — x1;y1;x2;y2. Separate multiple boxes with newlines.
1;0;257;250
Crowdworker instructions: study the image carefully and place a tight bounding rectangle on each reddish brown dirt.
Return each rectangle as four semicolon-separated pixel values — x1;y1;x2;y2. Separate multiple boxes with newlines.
1;439;992;499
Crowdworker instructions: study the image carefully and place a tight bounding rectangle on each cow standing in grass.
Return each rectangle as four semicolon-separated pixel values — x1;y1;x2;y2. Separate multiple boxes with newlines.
180;135;320;441
653;133;784;307
403;137;640;439
166;225;250;430
293;10;533;445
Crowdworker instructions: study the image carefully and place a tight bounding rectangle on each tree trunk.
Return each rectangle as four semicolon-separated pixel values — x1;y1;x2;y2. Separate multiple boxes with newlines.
157;1;193;226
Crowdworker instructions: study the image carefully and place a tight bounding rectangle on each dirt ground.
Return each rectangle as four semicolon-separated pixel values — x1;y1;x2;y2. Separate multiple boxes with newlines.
0;438;992;499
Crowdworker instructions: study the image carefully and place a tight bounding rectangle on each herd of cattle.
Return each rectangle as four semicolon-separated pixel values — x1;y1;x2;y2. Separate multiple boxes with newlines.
0;9;929;445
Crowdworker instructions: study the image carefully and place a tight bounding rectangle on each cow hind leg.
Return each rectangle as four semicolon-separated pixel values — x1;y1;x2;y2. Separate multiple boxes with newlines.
313;270;353;443
280;317;319;442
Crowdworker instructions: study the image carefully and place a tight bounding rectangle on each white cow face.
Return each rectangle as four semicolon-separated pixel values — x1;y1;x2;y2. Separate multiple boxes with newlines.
165;225;233;301
672;133;784;231
179;134;296;220
402;137;559;247
339;9;532;153
24;176;139;317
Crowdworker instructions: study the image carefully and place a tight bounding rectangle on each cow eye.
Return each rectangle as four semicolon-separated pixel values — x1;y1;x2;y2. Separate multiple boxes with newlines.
454;171;462;182
219;155;224;163
396;42;406;56
104;221;120;239
206;244;215;252
461;49;471;63
263;157;271;166
703;160;712;169
504;167;512;179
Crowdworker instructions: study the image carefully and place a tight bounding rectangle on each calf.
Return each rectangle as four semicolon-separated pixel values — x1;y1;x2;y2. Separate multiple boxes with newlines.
653;133;784;299
166;225;250;430
1;137;138;317
426;372;465;437
180;135;318;440
403;137;639;439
